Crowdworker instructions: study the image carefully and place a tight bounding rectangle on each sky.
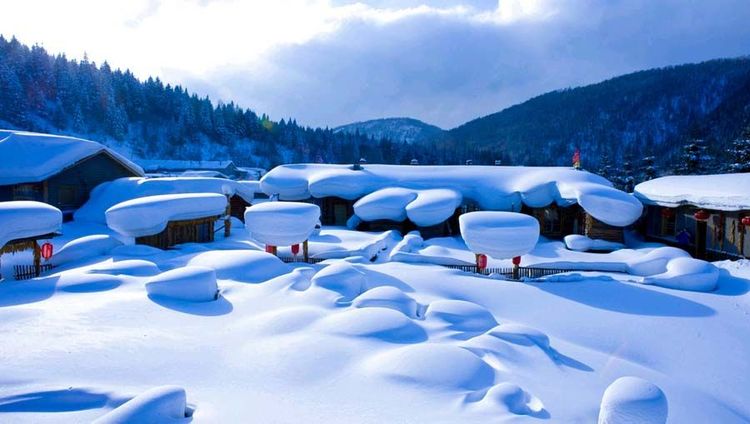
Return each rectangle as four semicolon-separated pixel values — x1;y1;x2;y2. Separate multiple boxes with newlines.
2;0;750;129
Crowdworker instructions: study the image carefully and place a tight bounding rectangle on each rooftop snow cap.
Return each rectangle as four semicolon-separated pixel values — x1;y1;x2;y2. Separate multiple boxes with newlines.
634;173;750;211
260;164;643;227
0;130;144;185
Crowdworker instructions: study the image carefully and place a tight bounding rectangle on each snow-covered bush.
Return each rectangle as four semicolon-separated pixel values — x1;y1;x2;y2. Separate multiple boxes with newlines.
92;385;191;423
598;377;667;424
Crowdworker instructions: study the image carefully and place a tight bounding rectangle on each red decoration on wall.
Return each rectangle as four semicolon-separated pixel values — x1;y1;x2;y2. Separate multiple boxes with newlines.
693;210;710;221
661;208;675;218
265;245;275;253
477;254;487;270
41;242;54;260
291;244;300;256
742;216;750;227
512;256;522;266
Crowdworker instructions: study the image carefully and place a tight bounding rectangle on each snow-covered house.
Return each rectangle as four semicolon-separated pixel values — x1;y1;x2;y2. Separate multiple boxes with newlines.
260;164;642;240
137;159;262;180
0;130;144;220
635;173;750;260
0;201;62;280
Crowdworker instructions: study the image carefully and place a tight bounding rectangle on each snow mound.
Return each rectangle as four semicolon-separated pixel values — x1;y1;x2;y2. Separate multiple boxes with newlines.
425;300;498;333
57;272;124;293
0;130;143;186
88;259;161;277
317;307;426;343
75;176;254;223
474;383;546;416
634;173;750;211
352;286;420;318
565;234;624;252
146;266;219;302
598;376;668;424
0;201;62;248
249;307;325;335
92;385;191;424
625;247;690;276
261;164;643;226
488;323;551;351
459;212;539;259
366;344;495;391
311;262;367;302
51;235;123;266
106;193;226;238
185;250;289;282
642;257;719;292
244;202;320;246
111;244;164;257
353;187;462;226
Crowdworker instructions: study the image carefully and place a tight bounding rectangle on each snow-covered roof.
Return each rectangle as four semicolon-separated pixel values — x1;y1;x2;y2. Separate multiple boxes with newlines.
105;193;227;237
0;201;62;248
261;164;643;227
137;159;235;172
244;202;320;246
75;177;260;224
634;173;750;211
0;130;144;185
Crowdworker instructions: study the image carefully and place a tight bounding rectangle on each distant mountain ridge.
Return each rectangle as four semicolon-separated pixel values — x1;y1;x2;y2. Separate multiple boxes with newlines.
334;117;445;144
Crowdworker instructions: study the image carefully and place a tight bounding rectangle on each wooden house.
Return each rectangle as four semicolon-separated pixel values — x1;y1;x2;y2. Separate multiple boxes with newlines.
0;131;144;221
135;216;220;249
635;174;750;260
526;204;624;242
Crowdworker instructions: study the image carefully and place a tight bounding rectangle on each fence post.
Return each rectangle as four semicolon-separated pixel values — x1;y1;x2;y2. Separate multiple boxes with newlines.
303;240;309;263
33;242;41;277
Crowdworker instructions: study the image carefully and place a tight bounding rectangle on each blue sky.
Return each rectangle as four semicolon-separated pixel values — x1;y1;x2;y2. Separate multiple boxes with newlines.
2;0;750;128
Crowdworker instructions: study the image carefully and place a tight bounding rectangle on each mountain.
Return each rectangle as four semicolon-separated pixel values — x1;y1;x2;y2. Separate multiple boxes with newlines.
334;117;445;144
0;36;421;168
441;57;750;172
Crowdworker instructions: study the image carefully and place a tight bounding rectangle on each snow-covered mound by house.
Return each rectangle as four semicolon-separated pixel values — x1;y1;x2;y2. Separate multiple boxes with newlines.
598;377;668;424
0;130;143;185
93;385;191;424
146;267;219;302
76;177;257;223
184;250;289;282
244;202;320;246
311;262;367;303
354;187;462;226
565;234;624;252
105;193;227;237
459;212;540;259
642;257;719;292
261;164;643;226
634;173;750;211
0;201;62;248
51;235;124;266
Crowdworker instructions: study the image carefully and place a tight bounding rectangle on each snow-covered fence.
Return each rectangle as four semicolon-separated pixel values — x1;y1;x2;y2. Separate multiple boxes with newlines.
442;264;572;280
13;264;54;280
279;256;328;265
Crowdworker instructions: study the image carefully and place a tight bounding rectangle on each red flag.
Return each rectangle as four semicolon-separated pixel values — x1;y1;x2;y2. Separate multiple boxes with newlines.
572;148;581;169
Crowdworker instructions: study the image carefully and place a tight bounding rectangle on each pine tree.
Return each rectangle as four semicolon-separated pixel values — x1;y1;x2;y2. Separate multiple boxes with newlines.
597;152;614;181
674;137;709;175
641;155;658;182
620;153;635;192
726;126;750;173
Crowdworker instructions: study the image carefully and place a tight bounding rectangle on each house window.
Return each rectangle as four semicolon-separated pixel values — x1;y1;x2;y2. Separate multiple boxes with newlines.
12;184;41;201
57;185;77;208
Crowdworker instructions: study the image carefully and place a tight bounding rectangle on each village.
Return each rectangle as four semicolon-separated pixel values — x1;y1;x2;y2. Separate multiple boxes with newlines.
1;129;749;423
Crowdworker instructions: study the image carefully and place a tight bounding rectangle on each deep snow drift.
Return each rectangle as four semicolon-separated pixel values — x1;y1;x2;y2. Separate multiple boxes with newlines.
0;201;62;248
260;164;643;227
634;173;750;211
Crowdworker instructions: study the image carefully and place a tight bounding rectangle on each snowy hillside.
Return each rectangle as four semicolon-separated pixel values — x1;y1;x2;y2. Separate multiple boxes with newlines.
334;117;445;144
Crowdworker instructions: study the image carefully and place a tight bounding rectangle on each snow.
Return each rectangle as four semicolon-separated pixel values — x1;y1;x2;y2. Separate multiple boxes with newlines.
261;164;643;227
565;234;625;252
92;386;191;424
105;193;227;238
0;220;749;423
0;201;62;248
354;187;462;226
51;235;123;267
0;130;143;185
642;257;720;292
75;177;257;224
146;267;219;302
459;211;540;259
634;173;750;211
598;377;668;424
244;202;320;246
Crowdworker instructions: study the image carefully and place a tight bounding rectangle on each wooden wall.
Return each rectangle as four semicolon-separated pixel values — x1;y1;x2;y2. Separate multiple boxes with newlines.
136;217;217;249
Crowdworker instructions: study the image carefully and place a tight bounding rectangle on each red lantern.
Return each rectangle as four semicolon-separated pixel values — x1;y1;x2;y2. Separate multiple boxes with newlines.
742;216;750;227
477;254;487;270
693;210;710;221
291;244;300;256
512;256;521;266
660;208;675;218
40;242;54;261
265;245;275;253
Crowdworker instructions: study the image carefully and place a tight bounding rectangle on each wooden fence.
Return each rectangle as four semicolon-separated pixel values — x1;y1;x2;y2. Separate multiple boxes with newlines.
13;264;55;281
279;256;328;264
441;264;572;280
